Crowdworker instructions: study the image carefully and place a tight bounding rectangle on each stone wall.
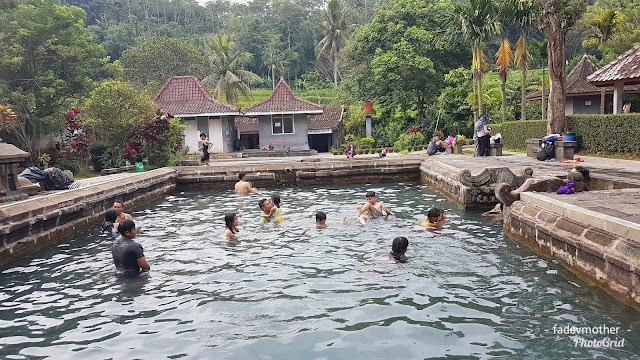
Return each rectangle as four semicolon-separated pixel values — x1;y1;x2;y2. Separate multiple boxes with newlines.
0;168;176;264
503;196;640;310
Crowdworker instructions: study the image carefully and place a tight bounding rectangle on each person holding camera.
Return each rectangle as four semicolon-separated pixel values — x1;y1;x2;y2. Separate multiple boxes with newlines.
475;114;492;157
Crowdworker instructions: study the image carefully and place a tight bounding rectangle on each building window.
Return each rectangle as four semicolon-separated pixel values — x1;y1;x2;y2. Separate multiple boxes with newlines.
272;114;294;135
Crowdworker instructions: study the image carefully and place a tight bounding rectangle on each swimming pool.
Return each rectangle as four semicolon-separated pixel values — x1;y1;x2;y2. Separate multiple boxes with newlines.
1;183;638;359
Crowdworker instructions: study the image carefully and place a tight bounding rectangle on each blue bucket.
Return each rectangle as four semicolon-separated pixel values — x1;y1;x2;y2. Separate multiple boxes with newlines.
561;132;576;141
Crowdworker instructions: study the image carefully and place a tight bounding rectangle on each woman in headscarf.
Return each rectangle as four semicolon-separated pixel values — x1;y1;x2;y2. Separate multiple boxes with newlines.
475;114;491;157
344;142;356;158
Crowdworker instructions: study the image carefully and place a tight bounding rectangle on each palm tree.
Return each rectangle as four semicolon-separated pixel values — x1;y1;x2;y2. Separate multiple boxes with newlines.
316;0;353;88
511;0;537;121
203;34;260;105
496;39;514;123
530;39;548;120
451;0;501;118
586;8;622;48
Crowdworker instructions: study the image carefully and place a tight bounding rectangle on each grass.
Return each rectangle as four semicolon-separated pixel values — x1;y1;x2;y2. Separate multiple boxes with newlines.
222;88;341;108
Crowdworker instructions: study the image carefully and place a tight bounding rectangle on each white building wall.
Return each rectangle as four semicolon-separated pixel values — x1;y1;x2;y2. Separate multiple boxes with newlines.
208;118;223;153
183;119;199;153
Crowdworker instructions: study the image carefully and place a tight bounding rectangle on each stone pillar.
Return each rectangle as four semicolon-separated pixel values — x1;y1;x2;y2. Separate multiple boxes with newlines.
365;115;372;138
613;81;624;114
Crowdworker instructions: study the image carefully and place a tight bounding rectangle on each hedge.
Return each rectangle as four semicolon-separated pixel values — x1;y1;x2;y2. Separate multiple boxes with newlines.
490;120;547;151
565;114;640;154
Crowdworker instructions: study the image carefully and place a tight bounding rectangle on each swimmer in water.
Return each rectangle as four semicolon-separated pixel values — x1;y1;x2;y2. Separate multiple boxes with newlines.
259;198;282;222
380;236;408;263
235;172;257;194
315;210;326;227
101;208;118;233
224;213;239;237
417;207;446;227
357;191;392;224
271;193;284;221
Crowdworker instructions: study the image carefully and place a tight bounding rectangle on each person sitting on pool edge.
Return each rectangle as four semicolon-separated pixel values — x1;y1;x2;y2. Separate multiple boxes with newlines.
113;200;133;223
417;207;446;227
235;172;257;194
315;210;326;227
379;236;409;263
101;208;118;234
111;220;150;274
224;213;239;237
426;135;446;156
357;191;392;224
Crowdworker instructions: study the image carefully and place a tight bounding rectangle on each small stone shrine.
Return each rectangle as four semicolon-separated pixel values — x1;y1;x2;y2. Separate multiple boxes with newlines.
0;140;29;203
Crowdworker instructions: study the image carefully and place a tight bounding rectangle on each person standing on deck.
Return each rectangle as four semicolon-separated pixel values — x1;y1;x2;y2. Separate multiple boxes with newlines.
199;133;214;166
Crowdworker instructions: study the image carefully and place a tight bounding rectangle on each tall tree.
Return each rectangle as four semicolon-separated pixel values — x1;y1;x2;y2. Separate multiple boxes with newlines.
451;0;501;118
203;34;260;105
0;0;106;156
534;0;587;134
316;0;353;88
495;39;514;124
530;39;548;120
511;0;537;121
514;34;531;121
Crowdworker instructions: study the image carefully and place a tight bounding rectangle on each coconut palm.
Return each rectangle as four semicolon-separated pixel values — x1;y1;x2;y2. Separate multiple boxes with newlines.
496;39;514;123
511;0;537;121
450;0;501;118
203;34;260;105
315;0;353;88
587;8;622;47
530;39;548;120
514;34;531;120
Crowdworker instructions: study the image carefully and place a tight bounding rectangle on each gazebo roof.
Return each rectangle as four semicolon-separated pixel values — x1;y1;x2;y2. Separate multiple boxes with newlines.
588;44;640;86
234;106;344;134
243;78;323;115
153;76;240;116
527;55;640;100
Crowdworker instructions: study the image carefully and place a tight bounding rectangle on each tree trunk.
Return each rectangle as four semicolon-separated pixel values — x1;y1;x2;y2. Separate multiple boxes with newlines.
600;88;605;114
521;68;527;121
545;23;567;134
541;66;547;121
501;77;507;123
333;47;338;88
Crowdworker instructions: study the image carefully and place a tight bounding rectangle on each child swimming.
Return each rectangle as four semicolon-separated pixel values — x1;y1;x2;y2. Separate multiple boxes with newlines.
315;211;326;227
271;193;284;221
417;207;445;227
357;191;392;224
224;213;239;237
259;196;284;222
380;236;409;263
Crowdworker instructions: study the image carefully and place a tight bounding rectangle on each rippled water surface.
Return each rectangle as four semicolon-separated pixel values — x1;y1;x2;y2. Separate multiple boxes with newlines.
1;183;639;359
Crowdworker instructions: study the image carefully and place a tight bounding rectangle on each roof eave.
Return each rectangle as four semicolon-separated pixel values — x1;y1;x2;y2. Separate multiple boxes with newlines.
175;112;242;117
243;110;324;116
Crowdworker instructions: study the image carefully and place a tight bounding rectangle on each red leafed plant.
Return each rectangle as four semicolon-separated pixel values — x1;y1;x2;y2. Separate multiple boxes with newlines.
406;125;421;134
433;130;444;140
62;107;92;167
124;140;143;162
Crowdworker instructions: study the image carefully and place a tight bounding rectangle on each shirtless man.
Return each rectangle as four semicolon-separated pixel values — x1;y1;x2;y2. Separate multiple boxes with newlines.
235;172;256;194
113;200;133;223
357;191;392;224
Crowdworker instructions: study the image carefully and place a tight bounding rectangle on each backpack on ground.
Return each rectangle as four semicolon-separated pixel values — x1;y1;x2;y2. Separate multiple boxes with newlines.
537;141;555;161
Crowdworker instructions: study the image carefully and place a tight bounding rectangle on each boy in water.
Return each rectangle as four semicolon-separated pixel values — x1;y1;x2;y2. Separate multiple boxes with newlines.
380;236;409;263
417;207;446;227
315;211;326;227
111;220;150;274
113;200;133;223
357;191;392;224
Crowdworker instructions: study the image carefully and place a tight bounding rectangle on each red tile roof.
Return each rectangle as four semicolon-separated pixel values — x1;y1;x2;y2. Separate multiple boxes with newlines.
243;78;324;115
588;44;640;85
234;106;343;134
153;76;240;115
527;55;640;100
308;105;344;130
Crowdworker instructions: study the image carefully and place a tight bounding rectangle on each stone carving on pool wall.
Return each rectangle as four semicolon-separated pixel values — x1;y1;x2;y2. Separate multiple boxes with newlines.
457;167;533;187
496;176;569;206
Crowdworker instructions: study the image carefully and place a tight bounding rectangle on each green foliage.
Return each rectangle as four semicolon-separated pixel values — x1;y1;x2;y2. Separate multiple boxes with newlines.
83;80;156;156
400;132;425;147
360;137;375;148
53;158;80;174
119;37;208;90
345;134;356;142
393;139;408;151
345;106;367;138
490;119;546;150
0;0;106;156
565;114;640;154
301;71;331;90
144;118;186;167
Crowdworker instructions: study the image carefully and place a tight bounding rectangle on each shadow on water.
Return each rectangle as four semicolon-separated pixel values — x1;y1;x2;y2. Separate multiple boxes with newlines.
0;182;638;359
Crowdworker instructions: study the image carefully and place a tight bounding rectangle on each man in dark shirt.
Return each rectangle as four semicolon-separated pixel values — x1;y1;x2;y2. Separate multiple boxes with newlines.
112;220;150;273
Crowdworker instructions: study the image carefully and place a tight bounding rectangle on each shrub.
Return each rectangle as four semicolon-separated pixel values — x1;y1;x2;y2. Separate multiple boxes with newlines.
565;114;640;154
360;137;375;148
52;158;79;174
345;134;356;142
394;140;408;151
490;120;547;151
400;132;425;147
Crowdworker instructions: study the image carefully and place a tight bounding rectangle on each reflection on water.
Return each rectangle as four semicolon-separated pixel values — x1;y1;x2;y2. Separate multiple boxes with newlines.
1;183;638;359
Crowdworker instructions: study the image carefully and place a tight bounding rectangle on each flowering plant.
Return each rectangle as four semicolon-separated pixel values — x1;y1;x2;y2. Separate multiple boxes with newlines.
124;140;143;161
406;125;421;134
0;105;17;131
62;107;92;167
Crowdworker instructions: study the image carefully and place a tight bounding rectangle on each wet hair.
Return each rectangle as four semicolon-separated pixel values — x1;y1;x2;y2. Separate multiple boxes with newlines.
258;199;269;210
224;213;237;234
118;219;135;236
427;207;443;222
114;200;124;207
366;191;376;198
271;193;281;208
239;172;246;180
104;209;117;223
200;132;207;138
391;236;409;255
316;211;326;222
574;166;590;182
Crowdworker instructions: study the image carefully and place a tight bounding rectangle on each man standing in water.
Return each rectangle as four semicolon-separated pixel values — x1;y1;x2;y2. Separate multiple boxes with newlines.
113;200;133;223
235;172;256;194
112;220;150;273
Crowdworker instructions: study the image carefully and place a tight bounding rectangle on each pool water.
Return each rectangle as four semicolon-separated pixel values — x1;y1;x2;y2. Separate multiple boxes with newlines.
1;183;639;359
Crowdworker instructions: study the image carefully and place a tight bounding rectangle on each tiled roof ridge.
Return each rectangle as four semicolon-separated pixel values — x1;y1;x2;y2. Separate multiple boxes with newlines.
244;78;323;113
153;76;240;112
588;43;640;84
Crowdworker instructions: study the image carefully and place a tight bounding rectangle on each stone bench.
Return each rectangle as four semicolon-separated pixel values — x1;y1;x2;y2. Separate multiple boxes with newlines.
526;138;542;158
100;165;136;175
489;142;503;156
445;143;463;155
555;141;577;160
